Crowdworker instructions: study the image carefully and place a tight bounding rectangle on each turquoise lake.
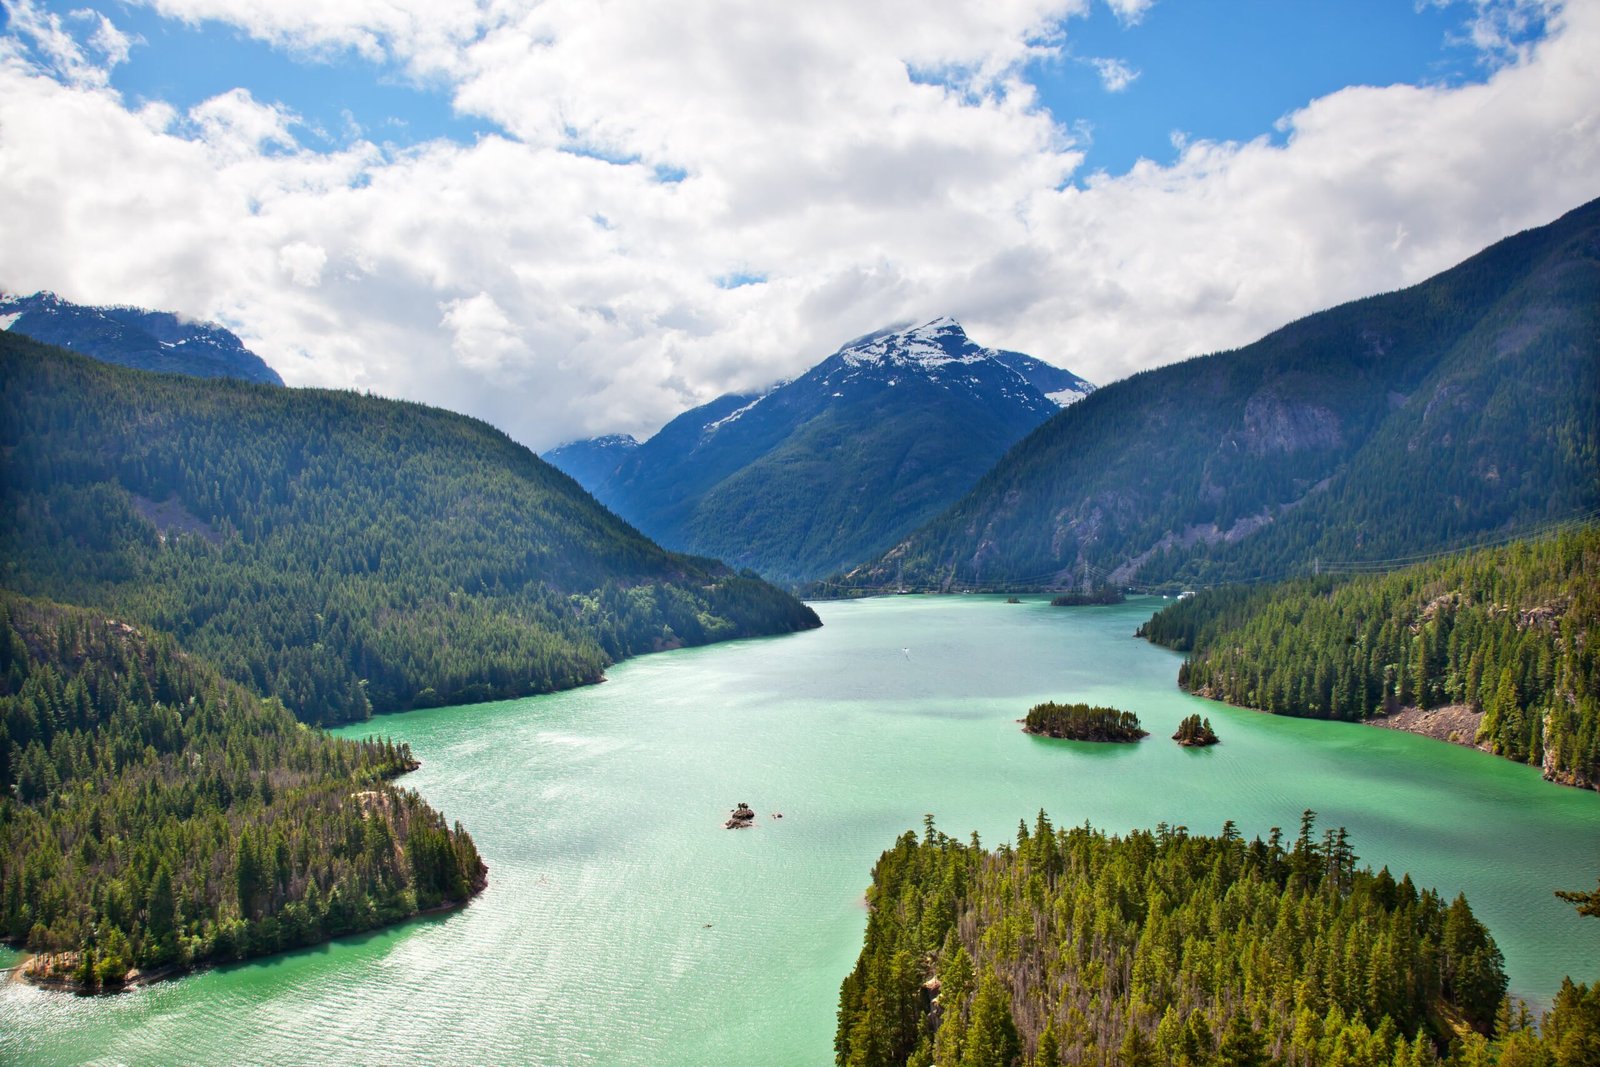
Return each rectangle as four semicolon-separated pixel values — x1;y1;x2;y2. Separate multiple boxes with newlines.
4;595;1598;1064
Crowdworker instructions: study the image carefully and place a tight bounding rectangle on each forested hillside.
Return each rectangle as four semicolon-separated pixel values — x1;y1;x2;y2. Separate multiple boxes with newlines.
0;594;485;988
841;197;1599;592
836;814;1525;1067
0;334;818;723
1141;528;1600;790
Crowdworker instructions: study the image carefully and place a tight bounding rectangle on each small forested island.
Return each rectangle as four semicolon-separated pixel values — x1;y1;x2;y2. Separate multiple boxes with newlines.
836;812;1599;1067
1022;702;1147;742
1140;528;1600;790
1172;712;1220;746
0;595;486;992
1048;586;1124;607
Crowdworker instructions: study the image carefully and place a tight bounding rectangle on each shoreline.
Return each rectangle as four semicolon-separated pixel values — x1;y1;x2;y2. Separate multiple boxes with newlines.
1186;681;1596;793
6;888;484;997
1366;703;1489;750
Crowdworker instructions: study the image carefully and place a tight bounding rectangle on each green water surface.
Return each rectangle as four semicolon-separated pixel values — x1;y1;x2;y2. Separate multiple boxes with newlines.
4;596;1598;1065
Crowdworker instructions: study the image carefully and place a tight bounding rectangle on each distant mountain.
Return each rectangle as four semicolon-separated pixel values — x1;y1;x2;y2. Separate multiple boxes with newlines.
0;333;819;724
547;318;1094;583
0;290;284;385
547;433;640;493
843;196;1600;591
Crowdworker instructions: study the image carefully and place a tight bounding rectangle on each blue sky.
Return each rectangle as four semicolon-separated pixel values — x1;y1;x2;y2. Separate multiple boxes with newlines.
66;2;490;150
0;0;1592;449
17;0;1550;172
1033;0;1549;177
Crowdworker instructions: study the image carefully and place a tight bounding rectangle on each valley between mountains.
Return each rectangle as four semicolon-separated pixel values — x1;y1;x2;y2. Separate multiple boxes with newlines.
1;199;1597;1067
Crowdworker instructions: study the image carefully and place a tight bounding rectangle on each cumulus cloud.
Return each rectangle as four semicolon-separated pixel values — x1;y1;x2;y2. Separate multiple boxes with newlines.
186;88;299;156
277;241;327;286
0;0;1596;452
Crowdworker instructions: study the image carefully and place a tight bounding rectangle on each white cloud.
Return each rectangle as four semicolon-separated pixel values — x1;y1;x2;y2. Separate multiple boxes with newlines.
1427;0;1559;68
138;0;486;78
0;0;1595;454
83;10;140;67
1103;0;1156;27
187;88;299;156
3;0;120;86
277;241;326;286
1089;56;1139;92
440;292;531;374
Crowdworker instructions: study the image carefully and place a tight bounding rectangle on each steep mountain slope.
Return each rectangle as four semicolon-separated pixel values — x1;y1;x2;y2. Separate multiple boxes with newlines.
846;197;1600;591
547;318;1093;583
1;290;284;384
0;334;819;723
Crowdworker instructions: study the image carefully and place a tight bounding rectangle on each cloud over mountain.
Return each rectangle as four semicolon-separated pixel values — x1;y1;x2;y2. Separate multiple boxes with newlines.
0;0;1595;450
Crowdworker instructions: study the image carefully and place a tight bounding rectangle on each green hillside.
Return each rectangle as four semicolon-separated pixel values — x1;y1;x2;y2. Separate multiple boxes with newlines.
0;334;819;724
841;198;1599;593
1140;527;1600;790
0;593;485;989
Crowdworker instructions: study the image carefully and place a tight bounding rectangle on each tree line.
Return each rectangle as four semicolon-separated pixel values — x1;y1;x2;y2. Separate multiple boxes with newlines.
837;811;1598;1066
0;593;486;989
1140;527;1599;789
0;335;818;724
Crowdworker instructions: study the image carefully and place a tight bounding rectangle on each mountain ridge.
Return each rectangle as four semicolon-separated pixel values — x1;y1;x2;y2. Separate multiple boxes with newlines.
548;318;1093;583
0;332;819;723
839;196;1600;592
1;290;284;385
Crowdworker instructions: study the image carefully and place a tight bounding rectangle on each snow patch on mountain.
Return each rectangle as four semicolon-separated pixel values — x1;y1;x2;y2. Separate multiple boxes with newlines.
1047;386;1091;407
701;382;784;436
588;433;640;448
838;316;989;369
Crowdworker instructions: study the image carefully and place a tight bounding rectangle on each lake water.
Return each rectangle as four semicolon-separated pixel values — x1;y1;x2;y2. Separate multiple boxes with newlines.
5;596;1598;1065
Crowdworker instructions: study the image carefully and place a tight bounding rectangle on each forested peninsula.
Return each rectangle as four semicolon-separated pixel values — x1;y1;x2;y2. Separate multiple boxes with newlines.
837;813;1598;1067
0;594;486;990
0;334;819;725
1140;528;1600;790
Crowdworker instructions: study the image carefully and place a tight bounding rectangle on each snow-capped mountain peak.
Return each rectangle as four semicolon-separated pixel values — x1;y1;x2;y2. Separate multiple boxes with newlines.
820;317;1094;408
546;316;1094;582
838;317;988;370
